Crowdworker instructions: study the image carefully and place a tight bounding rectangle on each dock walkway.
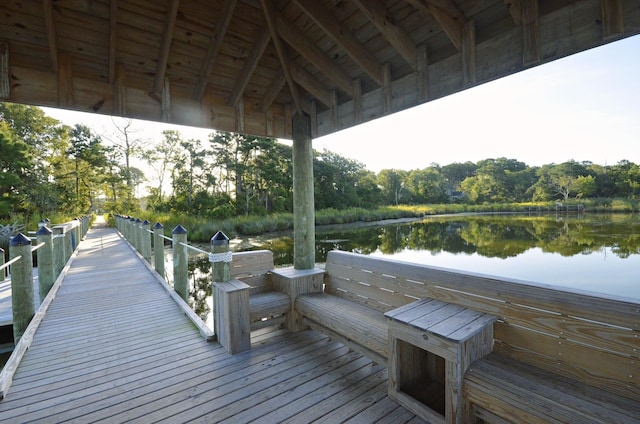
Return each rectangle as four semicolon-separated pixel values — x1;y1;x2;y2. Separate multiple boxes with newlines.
0;222;423;423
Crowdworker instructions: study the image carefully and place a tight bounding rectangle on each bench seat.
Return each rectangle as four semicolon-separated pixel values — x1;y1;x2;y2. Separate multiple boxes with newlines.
249;291;290;329
464;353;640;424
295;292;388;364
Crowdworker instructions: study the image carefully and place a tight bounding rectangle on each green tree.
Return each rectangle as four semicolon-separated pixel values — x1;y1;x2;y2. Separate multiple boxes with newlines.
142;129;182;209
377;169;408;206
405;167;448;204
66;124;108;212
0;121;31;216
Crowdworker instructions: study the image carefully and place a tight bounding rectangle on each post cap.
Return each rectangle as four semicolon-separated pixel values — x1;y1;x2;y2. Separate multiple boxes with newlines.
135;218;142;223
154;222;164;230
36;225;53;236
142;220;150;225
172;225;187;235
10;233;32;246
211;231;229;246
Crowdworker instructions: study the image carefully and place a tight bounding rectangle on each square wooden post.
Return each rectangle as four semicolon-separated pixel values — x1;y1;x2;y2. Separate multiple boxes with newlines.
214;279;251;354
271;266;324;332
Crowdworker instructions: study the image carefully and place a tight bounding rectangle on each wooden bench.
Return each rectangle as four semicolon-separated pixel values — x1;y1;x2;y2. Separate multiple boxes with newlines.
230;250;290;331
295;250;640;423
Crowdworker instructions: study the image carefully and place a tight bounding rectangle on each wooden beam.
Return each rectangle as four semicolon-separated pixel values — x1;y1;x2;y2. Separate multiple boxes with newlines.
290;62;333;107
353;78;362;123
192;0;238;101
276;14;353;96
521;0;539;66
43;0;58;72
0;41;8;100
601;0;624;41
153;0;180;96
227;28;270;107
161;77;171;122
352;0;417;70
261;0;302;114
236;97;245;133
293;0;383;86
417;44;429;102
260;70;286;113
382;62;391;114
113;63;126;116
462;20;476;85
109;0;119;84
504;0;522;25
57;53;73;107
330;90;338;129
405;0;465;51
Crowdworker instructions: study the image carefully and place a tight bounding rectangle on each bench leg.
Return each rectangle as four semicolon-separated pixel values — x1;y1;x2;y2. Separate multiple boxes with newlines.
271;267;324;332
214;280;251;354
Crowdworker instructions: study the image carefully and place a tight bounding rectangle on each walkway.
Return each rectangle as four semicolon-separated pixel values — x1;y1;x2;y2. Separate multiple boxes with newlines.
0;222;423;423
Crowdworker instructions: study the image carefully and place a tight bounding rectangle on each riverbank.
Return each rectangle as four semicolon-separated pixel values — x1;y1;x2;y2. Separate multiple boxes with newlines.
120;198;639;243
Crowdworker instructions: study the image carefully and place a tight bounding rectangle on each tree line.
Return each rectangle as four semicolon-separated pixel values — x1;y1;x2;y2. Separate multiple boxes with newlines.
2;103;640;221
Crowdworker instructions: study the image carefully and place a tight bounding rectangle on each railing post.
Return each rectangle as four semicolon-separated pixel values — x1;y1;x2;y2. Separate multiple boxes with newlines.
64;225;73;261
36;225;54;301
212;231;250;354
0;248;5;280
10;233;34;344
153;223;165;279
73;218;81;247
134;218;143;253
128;217;135;246
172;225;188;301
52;227;66;277
141;220;152;262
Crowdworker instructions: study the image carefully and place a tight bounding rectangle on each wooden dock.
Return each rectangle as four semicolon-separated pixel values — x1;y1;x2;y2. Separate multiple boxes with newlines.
0;222;424;423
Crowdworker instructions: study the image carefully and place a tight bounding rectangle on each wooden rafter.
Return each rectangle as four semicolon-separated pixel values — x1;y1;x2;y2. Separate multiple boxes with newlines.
404;0;465;50
192;0;237;101
227;28;271;107
42;0;58;72
109;0;118;84
290;62;333;107
276;14;353;96
504;0;522;25
293;0;383;86
351;0;417;70
521;0;539;65
152;0;180;97
260;0;302;113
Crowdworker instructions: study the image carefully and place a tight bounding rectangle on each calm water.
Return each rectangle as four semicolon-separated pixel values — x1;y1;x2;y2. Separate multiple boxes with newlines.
173;213;640;324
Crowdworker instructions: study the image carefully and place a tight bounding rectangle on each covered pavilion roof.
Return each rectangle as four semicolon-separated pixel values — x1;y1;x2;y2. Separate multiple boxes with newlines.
0;1;638;139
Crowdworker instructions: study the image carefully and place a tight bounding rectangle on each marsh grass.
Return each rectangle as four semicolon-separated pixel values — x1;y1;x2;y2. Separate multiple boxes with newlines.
116;199;639;243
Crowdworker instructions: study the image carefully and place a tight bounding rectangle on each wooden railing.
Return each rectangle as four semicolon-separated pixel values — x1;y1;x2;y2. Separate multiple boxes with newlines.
1;217;91;343
113;215;215;340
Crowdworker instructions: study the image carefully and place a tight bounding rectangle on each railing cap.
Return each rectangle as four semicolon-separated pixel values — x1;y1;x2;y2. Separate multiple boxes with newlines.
172;225;187;235
10;233;32;246
36;226;53;236
211;231;229;245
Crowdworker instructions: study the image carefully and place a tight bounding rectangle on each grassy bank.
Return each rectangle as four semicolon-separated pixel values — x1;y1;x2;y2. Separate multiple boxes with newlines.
113;198;639;243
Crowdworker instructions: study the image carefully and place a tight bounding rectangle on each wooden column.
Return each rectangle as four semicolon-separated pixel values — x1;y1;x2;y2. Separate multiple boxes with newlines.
0;248;5;280
172;225;188;301
36;225;54;301
153;222;165;279
292;113;315;270
0;41;9;100
212;231;250;354
10;233;34;343
141;220;152;262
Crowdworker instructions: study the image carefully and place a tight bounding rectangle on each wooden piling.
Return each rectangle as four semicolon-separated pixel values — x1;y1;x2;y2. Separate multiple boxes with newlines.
0;248;5;280
153;223;165;279
36;225;55;300
52;227;66;277
212;231;250;354
172;225;188;301
141;220;152;262
292;113;315;270
10;233;34;343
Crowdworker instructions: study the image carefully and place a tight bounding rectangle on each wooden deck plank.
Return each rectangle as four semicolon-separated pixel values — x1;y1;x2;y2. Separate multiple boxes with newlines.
0;222;419;423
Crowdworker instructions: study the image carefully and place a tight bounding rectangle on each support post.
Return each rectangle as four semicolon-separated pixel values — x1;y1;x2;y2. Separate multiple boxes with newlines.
0;248;5;280
211;231;250;354
291;113;315;270
172;225;188;301
36;225;54;300
134;218;143;253
153;223;165;279
52;227;65;277
10;233;34;343
141;220;152;262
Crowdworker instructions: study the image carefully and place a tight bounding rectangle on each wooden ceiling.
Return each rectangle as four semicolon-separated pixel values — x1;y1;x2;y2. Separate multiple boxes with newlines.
1;0;638;139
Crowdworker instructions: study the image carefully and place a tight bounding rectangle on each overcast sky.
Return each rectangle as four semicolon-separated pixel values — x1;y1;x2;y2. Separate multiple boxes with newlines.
44;34;640;173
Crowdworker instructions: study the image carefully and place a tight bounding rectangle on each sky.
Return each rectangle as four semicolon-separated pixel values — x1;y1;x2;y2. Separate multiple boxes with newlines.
43;34;640;173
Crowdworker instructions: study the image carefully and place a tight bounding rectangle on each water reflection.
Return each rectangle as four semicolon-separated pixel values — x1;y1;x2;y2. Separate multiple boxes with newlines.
168;213;640;319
